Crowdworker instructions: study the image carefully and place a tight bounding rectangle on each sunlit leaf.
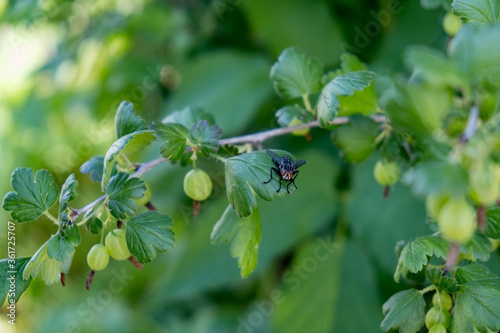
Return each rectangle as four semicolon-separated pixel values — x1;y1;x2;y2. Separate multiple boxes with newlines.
317;71;375;128
114;101;147;139
2;168;58;223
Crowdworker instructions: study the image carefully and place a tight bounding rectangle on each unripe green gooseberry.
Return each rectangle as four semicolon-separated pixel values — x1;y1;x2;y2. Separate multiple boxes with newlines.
289;117;310;136
184;169;212;201
432;291;453;311
374;160;399;186
469;165;499;205
443;12;462;36
437;197;476;244
425;193;450;220
425;306;447;329
134;182;152;206
428;324;447;333
105;229;131;261
87;244;109;271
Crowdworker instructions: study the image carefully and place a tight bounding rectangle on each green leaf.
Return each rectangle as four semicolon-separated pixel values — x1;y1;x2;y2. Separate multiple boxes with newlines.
85;215;103;235
317;71;375;128
189;120;222;157
450;25;500;87
270;47;323;99
162;106;215;128
114;101;147;139
2;168;58;223
331;115;379;163
452;0;500;24
231;208;261;278
461;234;492;262
427;268;460;292
275;105;314;127
210;205;240;244
102;130;156;189
80;156;105;182
46;224;81;262
404;161;469;197
382;82;452;137
225;150;304;217
452;279;500;332
58;174;78;222
456;264;499;283
395;236;449;282
211;205;261;278
23;242;63;285
404;45;468;91
381;289;426;333
150;122;189;162
106;172;146;219
0;257;32;306
125;211;175;264
485;206;500;238
336;53;379;116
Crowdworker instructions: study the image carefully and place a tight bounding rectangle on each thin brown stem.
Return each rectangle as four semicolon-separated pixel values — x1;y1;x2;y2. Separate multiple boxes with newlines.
85;270;95;290
444;243;460;274
128;256;143;270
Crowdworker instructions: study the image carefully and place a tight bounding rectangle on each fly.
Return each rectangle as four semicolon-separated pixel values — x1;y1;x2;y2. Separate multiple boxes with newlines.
263;149;306;194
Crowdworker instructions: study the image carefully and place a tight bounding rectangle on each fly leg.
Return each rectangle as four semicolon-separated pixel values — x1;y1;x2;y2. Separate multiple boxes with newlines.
263;167;280;184
287;171;300;193
276;173;283;193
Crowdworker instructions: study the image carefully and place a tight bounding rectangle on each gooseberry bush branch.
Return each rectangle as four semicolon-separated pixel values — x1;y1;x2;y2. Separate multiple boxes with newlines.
71;114;386;222
2;2;500;332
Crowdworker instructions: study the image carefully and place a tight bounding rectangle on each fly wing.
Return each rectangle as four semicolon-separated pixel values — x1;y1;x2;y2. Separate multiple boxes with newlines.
293;159;306;168
266;149;282;165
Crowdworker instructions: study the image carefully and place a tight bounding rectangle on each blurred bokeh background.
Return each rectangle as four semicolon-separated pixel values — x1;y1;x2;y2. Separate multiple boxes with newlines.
1;0;498;332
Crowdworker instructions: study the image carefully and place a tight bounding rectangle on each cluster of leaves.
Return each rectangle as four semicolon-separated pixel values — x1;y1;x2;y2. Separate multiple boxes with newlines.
0;102;176;303
374;1;500;332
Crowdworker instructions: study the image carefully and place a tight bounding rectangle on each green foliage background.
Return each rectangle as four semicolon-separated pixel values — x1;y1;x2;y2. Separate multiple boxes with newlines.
0;0;499;332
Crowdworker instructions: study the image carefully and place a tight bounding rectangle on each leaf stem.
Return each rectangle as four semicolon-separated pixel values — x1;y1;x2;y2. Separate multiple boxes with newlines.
419;285;436;295
211;153;227;163
44;211;59;225
302;93;312;112
191;151;197;169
